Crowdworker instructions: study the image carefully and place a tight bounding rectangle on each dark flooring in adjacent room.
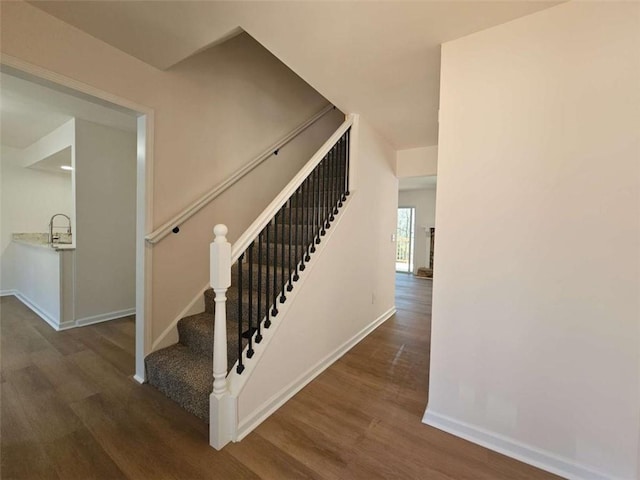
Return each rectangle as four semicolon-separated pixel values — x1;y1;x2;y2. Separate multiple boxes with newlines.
0;275;559;479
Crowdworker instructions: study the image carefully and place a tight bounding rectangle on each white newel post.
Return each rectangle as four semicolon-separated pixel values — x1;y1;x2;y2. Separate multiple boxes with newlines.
209;224;235;449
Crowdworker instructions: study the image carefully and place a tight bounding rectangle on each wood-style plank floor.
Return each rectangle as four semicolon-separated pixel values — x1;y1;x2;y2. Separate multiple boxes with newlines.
1;275;560;479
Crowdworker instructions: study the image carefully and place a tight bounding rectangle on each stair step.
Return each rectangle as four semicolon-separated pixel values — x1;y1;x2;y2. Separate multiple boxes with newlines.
145;188;346;422
230;261;289;292
177;312;244;359
204;285;284;325
145;344;212;421
238;242;307;272
178;313;213;354
296;187;344;201
271;224;315;244
276;207;338;223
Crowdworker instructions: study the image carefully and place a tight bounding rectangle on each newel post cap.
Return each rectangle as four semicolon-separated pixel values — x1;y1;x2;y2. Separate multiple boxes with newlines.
213;224;228;242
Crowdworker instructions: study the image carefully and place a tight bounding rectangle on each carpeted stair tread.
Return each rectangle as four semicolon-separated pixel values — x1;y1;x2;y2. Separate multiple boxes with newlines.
145;344;212;421
204;284;283;326
144;165;348;423
177;312;214;357
253;242;305;267
297;187;343;199
178;311;246;361
276;207;322;223
230;261;288;292
272;224;314;244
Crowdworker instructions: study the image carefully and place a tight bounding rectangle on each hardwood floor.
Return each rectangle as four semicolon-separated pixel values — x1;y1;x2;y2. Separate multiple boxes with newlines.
0;277;560;479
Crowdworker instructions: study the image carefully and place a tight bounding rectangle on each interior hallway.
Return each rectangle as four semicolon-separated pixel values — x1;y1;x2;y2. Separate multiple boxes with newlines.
0;277;559;479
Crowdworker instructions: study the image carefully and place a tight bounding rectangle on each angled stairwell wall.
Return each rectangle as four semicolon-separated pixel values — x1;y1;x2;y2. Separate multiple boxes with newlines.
0;3;343;374
146;35;345;351
151;107;344;351
231;117;398;438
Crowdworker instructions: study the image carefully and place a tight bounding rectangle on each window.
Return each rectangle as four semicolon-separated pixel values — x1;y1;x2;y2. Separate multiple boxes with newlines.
396;207;415;273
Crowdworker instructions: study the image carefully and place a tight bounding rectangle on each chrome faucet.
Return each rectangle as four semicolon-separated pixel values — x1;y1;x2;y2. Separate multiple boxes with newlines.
49;213;71;244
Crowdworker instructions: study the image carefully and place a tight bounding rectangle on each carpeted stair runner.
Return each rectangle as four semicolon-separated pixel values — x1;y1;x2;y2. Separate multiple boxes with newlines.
144;204;321;421
143;124;349;421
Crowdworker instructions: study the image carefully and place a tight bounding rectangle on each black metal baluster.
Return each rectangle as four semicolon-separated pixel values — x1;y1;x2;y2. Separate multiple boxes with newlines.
324;152;332;230
293;187;301;280
287;195;294;292
333;143;338;213
246;242;254;358
322;152;331;229
319;162;324;239
320;159;327;236
345;129;350;198
320;158;329;235
256;231;263;342
273;213;280;314
338;136;344;207
335;138;342;211
327;153;333;228
314;166;321;246
236;253;244;374
280;203;287;303
306;173;313;260
325;155;330;226
327;145;336;223
230;129;357;375
308;176;312;249
324;152;330;226
308;175;313;248
336;142;341;209
332;144;338;216
315;164;320;240
303;178;308;250
300;180;307;271
266;220;272;327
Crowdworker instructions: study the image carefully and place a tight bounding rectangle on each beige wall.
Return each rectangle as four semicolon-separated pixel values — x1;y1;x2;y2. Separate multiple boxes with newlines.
74;119;137;321
426;2;640;478
398;188;436;272
396;145;437;178
0;2;340;348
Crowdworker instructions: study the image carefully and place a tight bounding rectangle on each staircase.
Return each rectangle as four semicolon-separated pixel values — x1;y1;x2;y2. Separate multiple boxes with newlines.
144;225;308;421
144;123;351;425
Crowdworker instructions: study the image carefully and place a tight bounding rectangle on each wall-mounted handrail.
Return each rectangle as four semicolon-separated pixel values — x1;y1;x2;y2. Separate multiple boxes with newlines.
145;104;336;245
231;114;354;263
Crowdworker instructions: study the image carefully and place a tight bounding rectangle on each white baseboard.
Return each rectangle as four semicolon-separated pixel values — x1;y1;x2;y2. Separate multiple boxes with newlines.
12;290;61;330
74;308;136;328
9;290;135;331
133;374;146;384
422;410;614;480
236;305;396;441
0;289;17;297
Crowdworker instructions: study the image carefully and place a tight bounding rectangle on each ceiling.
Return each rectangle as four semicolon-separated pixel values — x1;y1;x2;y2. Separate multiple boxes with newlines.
28;146;72;175
0;71;137;149
28;1;560;149
399;175;437;192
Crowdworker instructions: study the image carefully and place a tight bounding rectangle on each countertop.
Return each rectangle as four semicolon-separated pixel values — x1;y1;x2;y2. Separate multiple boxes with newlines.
12;233;75;251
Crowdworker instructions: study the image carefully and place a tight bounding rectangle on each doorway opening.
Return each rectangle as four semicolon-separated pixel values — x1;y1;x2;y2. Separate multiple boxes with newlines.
0;60;153;383
396;207;415;273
